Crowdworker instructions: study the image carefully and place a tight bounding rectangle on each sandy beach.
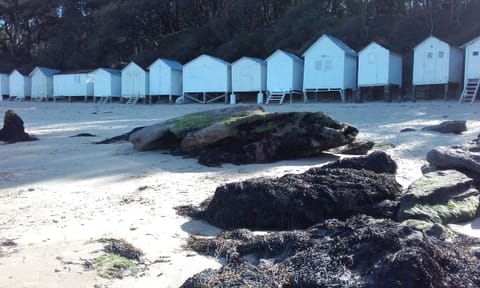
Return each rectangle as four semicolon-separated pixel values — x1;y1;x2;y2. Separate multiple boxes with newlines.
0;100;479;288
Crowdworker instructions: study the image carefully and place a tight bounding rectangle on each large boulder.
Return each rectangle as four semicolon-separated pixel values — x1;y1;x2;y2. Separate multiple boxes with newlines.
193;164;401;230
397;170;480;224
182;216;480;288
426;145;480;178
328;140;374;155
322;150;397;174
124;105;358;166
0;110;37;143
422;120;467;134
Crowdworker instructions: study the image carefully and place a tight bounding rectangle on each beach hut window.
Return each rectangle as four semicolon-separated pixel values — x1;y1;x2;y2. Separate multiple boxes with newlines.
473;51;479;56
324;59;333;71
74;76;80;84
368;53;376;63
315;60;323;71
427;52;433;59
438;51;444;58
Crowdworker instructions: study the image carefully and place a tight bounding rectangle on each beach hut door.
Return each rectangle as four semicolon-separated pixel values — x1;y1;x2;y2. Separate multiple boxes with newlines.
423;48;435;83
241;66;253;91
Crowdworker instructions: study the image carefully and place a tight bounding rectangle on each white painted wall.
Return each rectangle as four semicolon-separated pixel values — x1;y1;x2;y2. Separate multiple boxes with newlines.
93;68;121;98
183;55;231;93
358;42;402;87
53;73;94;97
148;59;183;96
464;37;480;80
0;73;9;97
303;35;357;90
413;36;463;85
267;50;304;92
30;68;59;99
232;57;267;93
9;70;31;98
121;62;149;98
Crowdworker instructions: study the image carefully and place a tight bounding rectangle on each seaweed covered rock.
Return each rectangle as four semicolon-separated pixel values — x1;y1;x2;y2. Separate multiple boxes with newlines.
124;105;358;166
322;150;397;174
329;140;375;155
422;120;467;134
0;109;37;143
182;216;480;288
195;165;401;230
397;170;480;224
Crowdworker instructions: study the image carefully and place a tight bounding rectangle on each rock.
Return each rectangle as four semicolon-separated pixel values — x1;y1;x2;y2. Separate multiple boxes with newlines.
426;145;480;177
182;216;480;288
70;133;97;137
123;105;358;166
397;170;480;224
373;141;396;150
322;150;397;174
329;140;374;155
196;167;401;230
422;120;467;134
400;128;416;133
0;109;37;143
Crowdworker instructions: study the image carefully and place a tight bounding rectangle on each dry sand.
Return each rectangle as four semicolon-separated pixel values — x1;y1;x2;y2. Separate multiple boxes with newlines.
0;100;479;287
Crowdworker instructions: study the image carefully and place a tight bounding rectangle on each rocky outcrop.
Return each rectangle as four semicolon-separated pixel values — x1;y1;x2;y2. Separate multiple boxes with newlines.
322;150;397;174
0;109;37;143
422;120;467;134
184;153;401;230
328;140;374;155
426;145;480;178
397;170;480;224
181;216;480;288
101;105;359;166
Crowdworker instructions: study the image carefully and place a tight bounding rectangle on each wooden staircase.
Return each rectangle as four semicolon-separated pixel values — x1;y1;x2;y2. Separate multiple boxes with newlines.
266;92;286;104
125;96;140;105
459;78;480;104
97;96;110;104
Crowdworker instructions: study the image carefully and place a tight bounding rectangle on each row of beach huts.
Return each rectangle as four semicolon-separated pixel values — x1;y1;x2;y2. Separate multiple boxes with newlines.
1;34;480;105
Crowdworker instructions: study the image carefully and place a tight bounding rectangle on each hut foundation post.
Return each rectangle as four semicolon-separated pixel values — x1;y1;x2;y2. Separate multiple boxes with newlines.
444;84;449;101
384;85;392;102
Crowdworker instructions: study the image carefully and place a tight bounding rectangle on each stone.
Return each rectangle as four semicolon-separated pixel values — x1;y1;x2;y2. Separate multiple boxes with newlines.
182;216;480;288
400;128;416;133
103;105;359;166
322;150;397;174
194;167;401;230
426;146;480;177
0;109;37;143
397;170;480;224
329;140;374;155
422;120;467;134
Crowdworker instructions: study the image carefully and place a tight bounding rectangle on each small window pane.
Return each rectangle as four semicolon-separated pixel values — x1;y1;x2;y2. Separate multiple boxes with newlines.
473;51;479;56
368;53;376;63
427;52;433;59
315;60;323;71
438;51;444;58
324;59;333;71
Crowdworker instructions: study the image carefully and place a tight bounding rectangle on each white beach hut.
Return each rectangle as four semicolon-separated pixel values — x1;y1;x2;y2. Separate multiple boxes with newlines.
357;42;402;101
412;36;463;100
121;61;149;104
53;70;94;102
231;57;267;104
183;54;231;104
93;68;121;103
459;36;480;103
9;69;31;101
0;69;10;99
29;66;60;101
266;49;304;104
148;58;182;103
302;34;357;103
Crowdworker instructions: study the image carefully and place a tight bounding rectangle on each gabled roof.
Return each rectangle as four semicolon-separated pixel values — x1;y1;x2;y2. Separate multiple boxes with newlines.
186;54;231;66
29;66;61;77
57;69;95;75
461;35;480;48
9;69;29;77
303;34;357;57
266;49;303;63
148;58;183;70
122;61;148;72
232;56;266;65
414;36;461;51
95;68;121;75
359;42;401;57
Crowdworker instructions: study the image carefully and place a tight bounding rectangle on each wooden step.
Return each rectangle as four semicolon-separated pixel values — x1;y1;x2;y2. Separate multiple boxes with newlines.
459;78;480;104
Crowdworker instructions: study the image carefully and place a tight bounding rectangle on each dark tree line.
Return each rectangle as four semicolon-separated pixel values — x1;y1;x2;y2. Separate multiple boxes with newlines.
0;0;478;71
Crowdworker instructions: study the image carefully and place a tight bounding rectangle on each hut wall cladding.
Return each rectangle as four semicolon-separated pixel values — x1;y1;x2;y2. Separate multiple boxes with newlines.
148;59;183;97
121;62;149;98
183;55;231;93
53;73;93;97
231;57;267;93
266;50;304;93
358;42;402;87
93;68;121;98
9;70;31;98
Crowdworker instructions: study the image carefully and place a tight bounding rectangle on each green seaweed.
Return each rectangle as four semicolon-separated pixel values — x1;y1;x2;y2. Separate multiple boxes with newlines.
95;254;138;279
